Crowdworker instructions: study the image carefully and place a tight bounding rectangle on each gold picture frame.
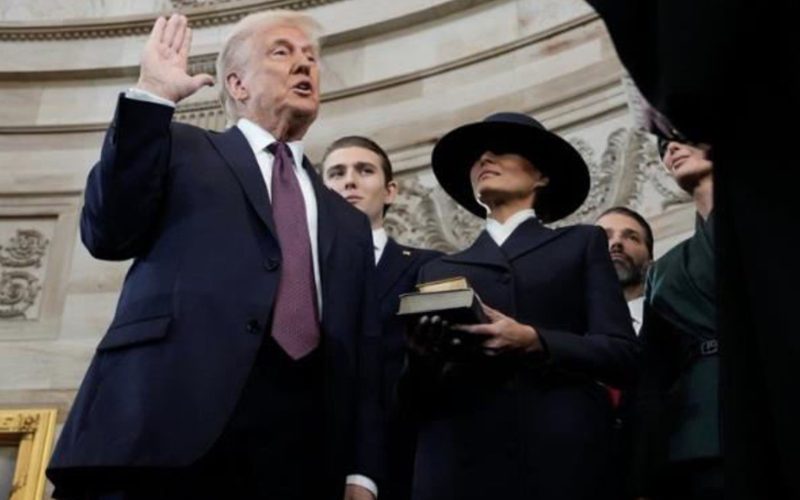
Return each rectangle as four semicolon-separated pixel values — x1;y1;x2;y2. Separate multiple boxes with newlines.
0;409;57;500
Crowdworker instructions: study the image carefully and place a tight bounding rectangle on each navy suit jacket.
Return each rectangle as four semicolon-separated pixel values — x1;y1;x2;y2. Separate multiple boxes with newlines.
376;238;441;500
376;238;442;409
48;96;383;492
401;219;639;500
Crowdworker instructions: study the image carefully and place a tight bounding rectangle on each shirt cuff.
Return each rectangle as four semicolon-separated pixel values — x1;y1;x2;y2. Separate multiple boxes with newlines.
124;88;176;108
346;474;378;498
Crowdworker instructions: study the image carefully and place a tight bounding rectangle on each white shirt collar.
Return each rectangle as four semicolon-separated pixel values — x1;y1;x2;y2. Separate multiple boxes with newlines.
627;295;645;335
236;118;305;168
485;209;537;246
372;228;388;264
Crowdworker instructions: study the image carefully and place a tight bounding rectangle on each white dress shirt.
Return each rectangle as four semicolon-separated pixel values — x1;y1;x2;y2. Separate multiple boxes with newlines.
372;227;388;264
627;295;644;335
125;88;376;497
485;208;537;246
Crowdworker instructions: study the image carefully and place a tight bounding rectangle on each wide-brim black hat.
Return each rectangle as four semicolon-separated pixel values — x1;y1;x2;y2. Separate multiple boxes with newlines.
431;112;590;222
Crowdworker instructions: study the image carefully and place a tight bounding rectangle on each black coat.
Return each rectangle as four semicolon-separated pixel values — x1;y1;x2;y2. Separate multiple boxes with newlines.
402;219;639;500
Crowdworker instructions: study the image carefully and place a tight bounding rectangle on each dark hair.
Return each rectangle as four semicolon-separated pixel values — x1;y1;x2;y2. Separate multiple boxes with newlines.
321;136;393;183
321;136;394;216
596;206;654;258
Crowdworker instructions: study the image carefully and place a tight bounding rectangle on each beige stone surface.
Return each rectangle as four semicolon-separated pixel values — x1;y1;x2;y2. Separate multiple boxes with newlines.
1;0;171;22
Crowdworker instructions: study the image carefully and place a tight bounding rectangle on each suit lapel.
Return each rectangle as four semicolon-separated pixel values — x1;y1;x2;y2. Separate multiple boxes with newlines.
377;238;417;301
206;127;276;235
443;230;510;271
500;218;568;261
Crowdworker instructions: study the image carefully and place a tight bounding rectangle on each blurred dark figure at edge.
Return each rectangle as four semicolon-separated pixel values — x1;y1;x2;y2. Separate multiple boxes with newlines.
584;1;800;499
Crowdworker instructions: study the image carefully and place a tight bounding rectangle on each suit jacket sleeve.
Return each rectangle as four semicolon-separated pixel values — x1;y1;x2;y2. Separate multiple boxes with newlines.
536;227;641;388
395;261;450;420
80;94;175;260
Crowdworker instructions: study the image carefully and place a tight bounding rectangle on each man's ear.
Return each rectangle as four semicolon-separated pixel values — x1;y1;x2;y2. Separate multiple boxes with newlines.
226;71;248;101
385;180;399;205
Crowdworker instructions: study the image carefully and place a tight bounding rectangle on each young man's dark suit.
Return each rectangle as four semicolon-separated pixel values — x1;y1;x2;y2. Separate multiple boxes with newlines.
402;219;638;500
375;237;442;500
46;96;383;498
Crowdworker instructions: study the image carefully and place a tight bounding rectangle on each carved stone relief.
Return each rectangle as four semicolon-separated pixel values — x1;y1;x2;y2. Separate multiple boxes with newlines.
558;127;690;226
0;196;80;340
0;227;50;320
385;179;483;253
0;229;49;268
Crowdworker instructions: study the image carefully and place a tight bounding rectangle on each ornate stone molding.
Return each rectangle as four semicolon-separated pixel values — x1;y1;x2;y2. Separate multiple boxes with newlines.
189;54;218;79
0;6;597;83
557;127;689;225
175;100;228;131
170;0;239;7
0;0;344;42
385;178;483;253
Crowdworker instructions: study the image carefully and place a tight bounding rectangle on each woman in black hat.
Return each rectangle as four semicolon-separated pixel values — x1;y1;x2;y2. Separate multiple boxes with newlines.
399;113;639;500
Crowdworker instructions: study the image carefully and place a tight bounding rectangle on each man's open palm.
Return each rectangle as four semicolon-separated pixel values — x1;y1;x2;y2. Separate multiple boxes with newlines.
137;14;214;103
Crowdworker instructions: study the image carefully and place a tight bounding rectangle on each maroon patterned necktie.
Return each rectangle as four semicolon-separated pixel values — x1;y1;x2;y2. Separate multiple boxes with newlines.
267;141;320;360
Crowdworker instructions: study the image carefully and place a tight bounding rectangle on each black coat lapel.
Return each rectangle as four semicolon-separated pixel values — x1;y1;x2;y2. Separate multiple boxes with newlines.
206;127;276;235
501;218;568;261
443;230;510;271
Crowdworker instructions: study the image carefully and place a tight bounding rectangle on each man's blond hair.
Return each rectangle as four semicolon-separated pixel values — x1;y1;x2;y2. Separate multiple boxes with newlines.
216;10;321;122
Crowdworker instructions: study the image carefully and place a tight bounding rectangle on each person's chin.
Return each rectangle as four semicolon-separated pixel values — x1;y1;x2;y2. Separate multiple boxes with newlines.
287;96;319;115
613;263;632;280
675;171;707;194
351;201;368;212
476;184;508;201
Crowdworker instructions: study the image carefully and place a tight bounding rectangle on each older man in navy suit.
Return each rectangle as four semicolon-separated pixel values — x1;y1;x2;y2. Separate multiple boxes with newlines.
321;136;442;500
401;113;639;500
47;11;382;500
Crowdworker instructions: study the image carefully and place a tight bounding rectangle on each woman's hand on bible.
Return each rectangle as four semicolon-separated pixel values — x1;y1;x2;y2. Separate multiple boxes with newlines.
454;304;542;355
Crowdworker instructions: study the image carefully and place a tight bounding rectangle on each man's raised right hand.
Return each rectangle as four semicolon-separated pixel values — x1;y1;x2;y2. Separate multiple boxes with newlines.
136;13;215;104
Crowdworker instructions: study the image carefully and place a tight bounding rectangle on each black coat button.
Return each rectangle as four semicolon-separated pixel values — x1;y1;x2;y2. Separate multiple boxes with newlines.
500;273;512;284
264;257;280;271
246;320;260;333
